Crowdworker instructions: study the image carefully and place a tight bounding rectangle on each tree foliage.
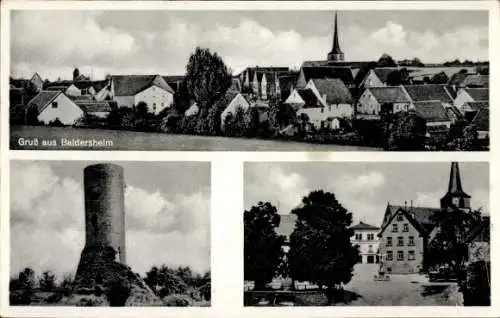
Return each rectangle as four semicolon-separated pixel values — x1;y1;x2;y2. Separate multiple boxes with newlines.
185;47;232;110
288;190;359;297
244;202;286;290
376;54;397;67
386;110;427;150
39;270;56;292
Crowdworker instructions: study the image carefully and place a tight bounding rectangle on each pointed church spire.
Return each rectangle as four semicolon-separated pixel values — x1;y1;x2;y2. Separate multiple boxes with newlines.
327;11;345;62
440;161;471;211
332;12;342;54
448;162;463;194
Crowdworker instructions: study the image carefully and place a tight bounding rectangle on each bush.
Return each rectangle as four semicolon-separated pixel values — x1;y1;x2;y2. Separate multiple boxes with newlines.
48;118;64;127
163;294;191;306
105;279;131;307
460;261;490;306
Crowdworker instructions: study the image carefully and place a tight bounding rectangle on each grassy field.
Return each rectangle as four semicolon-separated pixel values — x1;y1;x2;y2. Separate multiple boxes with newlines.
10;125;380;151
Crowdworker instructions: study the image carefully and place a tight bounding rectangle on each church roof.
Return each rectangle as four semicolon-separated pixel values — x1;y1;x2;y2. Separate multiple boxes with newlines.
444;162;471;198
302;66;354;87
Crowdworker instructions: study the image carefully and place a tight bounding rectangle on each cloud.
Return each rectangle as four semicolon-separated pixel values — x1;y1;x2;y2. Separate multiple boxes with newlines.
10;12;488;81
245;164;309;214
10;161;210;279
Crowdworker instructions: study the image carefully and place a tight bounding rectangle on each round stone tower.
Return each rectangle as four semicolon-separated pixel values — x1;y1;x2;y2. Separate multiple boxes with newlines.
74;163;127;288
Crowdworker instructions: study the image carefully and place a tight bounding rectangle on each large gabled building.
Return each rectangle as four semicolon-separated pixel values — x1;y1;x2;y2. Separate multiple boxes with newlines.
378;162;477;274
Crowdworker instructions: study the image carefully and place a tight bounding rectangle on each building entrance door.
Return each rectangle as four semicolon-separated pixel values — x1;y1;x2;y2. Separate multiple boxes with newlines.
367;255;375;264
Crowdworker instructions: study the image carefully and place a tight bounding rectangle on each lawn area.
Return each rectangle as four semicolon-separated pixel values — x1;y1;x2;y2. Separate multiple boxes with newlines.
10;125;380;151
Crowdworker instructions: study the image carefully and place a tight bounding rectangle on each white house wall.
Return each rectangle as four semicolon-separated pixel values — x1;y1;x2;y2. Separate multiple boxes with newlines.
220;94;251;127
362;70;385;88
38;94;84;125
297;105;351;129
134;85;174;115
284;89;305;106
454;90;474;109
66;84;81;97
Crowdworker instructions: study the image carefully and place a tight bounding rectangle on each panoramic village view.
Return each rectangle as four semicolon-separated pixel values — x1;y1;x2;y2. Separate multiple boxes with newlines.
244;162;490;306
9;11;489;151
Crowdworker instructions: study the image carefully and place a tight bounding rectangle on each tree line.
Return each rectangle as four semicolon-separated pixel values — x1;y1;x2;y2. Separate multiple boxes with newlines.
9;265;210;306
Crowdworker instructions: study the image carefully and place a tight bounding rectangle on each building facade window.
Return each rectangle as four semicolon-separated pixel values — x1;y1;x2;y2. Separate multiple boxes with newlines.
386;251;393;261
397;214;404;221
368;244;373;253
397;236;404;246
403;223;409;232
392;224;398;232
408;236;415;246
386;237;392;246
408;251;415;260
397;251;404;261
355;233;362;240
52;101;58;108
367;233;374;241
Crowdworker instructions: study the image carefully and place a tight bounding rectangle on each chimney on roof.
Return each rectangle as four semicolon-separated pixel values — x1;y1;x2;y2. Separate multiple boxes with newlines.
404;200;407;210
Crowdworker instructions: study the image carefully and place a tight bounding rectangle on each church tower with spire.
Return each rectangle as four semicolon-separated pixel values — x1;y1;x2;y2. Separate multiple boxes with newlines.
327;12;344;62
440;162;471;211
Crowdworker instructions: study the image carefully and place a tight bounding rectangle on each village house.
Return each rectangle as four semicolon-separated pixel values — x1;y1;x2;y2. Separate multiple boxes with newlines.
378;162;477;274
295;78;353;129
284;87;322;111
464;216;490;263
454;87;489;110
107;75;175;114
356;86;412;119
220;93;269;130
403;84;454;107
351;222;380;264
26;91;84;125
448;72;488;90
412;100;453;137
359;67;401;88
162;75;185;93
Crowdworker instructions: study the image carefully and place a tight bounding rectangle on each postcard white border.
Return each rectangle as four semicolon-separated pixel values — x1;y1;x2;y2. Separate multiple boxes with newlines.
1;0;498;317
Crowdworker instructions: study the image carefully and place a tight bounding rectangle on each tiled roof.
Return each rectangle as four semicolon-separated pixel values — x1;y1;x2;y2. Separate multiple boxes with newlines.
463;101;489;112
311;78;353;104
351;221;379;230
462;74;489;87
445;106;464;122
368;86;410;104
465;88;489;101
45;85;72;92
297;88;321;108
26;91;61;113
403;84;453;104
76;101;112;113
302;66;354;86
372;67;400;84
10;78;34;89
413;100;450;122
275;213;297;238
111;75;174;96
68;95;93;102
471;107;489;131
162;75;185;92
383;204;440;235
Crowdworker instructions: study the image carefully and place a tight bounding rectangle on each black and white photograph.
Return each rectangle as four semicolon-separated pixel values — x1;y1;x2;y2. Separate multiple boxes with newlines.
9;9;489;151
9;160;211;307
244;161;490;306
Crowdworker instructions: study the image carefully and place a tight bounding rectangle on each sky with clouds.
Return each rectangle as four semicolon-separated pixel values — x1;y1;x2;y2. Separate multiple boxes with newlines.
10;10;488;81
245;162;489;227
10;160;210;280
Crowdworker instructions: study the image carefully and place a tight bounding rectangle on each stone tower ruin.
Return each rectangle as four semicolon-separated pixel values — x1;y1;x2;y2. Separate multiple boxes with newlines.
73;163;160;305
74;163;127;288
